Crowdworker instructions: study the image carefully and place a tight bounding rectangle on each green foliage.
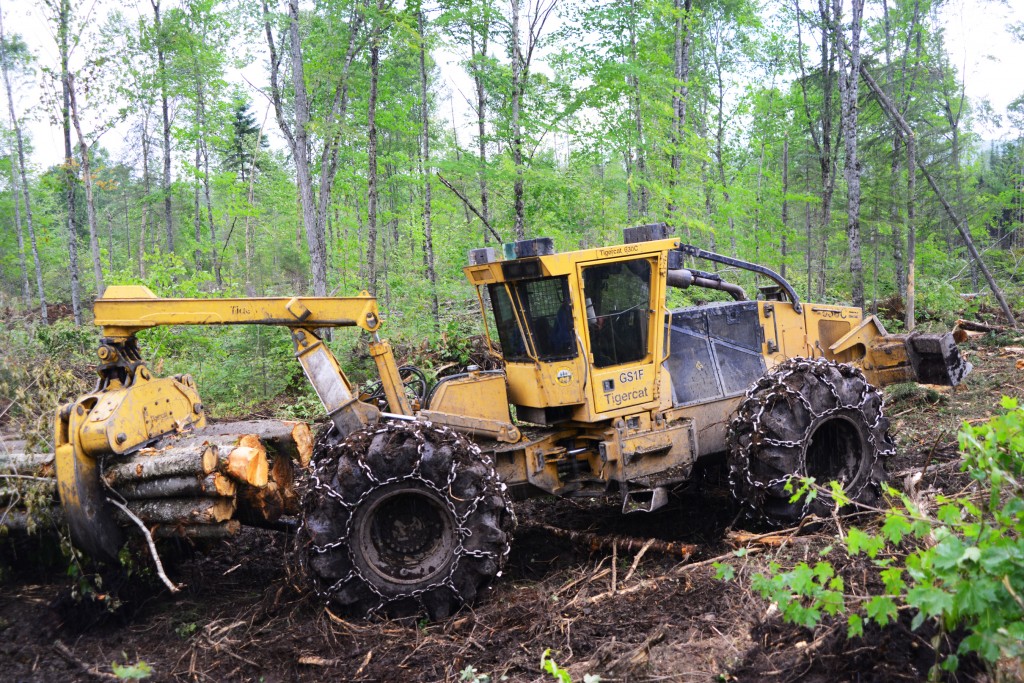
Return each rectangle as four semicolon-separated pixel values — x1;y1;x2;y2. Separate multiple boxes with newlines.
111;658;153;680
540;649;600;683
460;665;490;683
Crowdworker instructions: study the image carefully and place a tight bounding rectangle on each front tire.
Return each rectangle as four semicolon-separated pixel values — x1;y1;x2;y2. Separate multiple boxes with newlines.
299;420;514;620
727;357;893;525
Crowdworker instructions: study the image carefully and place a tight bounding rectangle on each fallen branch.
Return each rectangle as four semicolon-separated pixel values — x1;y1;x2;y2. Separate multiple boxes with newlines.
106;497;180;593
530;523;697;559
53;640;118;681
955;319;1007;334
436;172;503;242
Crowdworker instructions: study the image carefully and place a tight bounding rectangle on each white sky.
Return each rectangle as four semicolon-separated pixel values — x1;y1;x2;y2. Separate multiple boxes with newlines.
6;0;1024;171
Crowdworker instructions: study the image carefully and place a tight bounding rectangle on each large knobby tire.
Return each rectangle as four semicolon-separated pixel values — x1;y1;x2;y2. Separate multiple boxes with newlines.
727;357;893;525
299;420;515;620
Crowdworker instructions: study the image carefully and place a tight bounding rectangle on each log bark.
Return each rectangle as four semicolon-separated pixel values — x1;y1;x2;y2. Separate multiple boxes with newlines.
153;520;240;539
103;446;218;485
113;473;235;500
531;523;696;559
0;507;65;532
198;420;312;466
118;497;235;525
955;319;1006;334
0;453;56;475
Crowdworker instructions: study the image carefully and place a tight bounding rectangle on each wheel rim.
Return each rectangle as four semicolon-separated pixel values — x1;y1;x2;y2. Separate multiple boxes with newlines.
804;415;866;485
352;483;456;586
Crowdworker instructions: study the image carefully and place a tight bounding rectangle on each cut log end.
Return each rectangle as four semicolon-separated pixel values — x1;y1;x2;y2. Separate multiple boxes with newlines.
290;422;313;467
225;446;269;488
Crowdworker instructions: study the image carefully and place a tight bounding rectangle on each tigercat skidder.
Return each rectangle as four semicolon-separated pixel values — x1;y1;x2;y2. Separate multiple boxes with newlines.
50;223;970;618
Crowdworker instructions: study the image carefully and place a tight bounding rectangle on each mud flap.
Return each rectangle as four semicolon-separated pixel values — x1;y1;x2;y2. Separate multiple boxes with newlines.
906;332;973;386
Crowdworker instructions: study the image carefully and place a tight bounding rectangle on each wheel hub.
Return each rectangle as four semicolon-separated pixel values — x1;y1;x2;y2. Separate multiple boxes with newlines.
352;483;457;586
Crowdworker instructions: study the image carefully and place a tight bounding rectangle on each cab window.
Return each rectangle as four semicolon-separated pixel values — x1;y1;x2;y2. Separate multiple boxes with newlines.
487;277;577;362
488;284;529;362
582;259;651;368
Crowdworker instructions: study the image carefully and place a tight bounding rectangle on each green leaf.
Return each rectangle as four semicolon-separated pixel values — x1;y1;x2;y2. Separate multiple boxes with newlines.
865;596;898;627
846;527;884;558
881;514;912;544
111;660;152;680
713;562;735;582
880;567;905;596
847;613;864;638
907;584;955;618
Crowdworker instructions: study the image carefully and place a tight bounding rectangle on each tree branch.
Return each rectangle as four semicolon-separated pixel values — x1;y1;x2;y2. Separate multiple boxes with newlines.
436;172;504;242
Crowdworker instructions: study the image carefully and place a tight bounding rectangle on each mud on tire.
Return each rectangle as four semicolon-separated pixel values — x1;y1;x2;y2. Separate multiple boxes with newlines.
727;357;894;525
299;420;515;620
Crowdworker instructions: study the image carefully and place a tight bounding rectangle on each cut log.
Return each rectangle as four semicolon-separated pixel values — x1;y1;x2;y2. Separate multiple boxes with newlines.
530;523;697;559
118;497;236;525
0;507;65;533
113;473;236;500
223;446;268;488
198;420;313;466
103;446;218;485
269;452;299;516
955;319;1007;334
0;453;55;475
237;481;283;525
153;520;241;539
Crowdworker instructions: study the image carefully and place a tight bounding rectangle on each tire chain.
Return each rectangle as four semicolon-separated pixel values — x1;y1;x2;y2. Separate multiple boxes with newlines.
300;419;516;617
727;357;895;525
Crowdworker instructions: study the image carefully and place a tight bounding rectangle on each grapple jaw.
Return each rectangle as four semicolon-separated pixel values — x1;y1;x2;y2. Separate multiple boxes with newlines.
54;399;124;563
904;332;973;386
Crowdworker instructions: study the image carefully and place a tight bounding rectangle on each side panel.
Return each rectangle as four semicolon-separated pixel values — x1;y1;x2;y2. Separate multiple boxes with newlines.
663;301;766;408
504;359;587;408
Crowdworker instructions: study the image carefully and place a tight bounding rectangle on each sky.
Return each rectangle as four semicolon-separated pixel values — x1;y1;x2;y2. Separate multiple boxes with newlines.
6;0;1024;171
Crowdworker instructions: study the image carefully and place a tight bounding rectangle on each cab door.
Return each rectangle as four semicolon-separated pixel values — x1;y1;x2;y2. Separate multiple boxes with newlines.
577;256;659;415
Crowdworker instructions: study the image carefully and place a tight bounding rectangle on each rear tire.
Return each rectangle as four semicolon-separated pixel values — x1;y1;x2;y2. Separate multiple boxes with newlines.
299;420;514;620
727;357;893;525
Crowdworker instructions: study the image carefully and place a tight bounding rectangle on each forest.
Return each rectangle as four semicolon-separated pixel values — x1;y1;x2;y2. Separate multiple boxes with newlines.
2;0;1024;681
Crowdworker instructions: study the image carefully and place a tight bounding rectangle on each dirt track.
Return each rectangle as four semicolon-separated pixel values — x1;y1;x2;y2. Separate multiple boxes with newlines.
0;342;1011;682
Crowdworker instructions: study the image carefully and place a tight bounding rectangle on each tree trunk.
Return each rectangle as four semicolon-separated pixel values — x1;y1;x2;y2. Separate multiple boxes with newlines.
881;0;905;300
628;0;648;217
9;147;29;303
781;138;789;278
418;8;439;325
150;0;174;253
67;75;105;299
510;0;525;239
0;0;43;319
140;111;152;278
366;19;381;294
59;0;81;324
834;0;864;308
668;0;692;219
264;0;360;298
193;144;203;270
471;21;491;242
288;0;326;295
115;473;236;501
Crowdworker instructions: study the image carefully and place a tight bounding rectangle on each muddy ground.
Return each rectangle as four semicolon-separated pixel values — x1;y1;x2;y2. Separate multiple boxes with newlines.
0;340;1017;682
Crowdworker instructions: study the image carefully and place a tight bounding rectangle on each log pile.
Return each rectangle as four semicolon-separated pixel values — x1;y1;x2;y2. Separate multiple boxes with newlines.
1;420;312;541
